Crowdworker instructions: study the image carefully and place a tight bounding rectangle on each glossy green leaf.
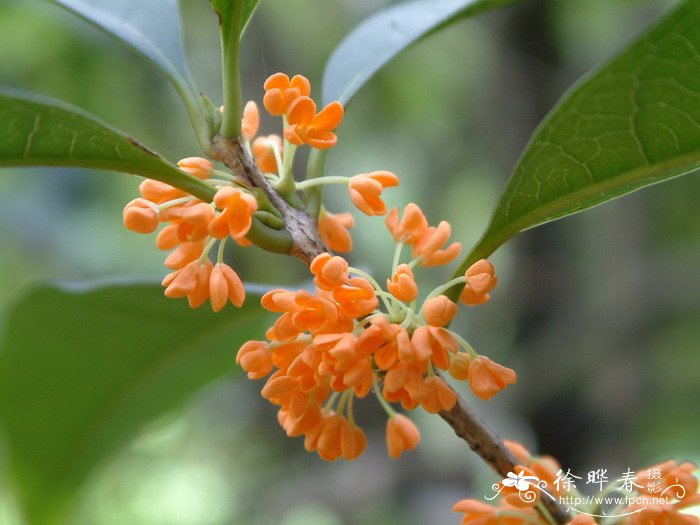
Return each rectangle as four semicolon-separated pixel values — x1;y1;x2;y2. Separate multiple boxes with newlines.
0;280;271;525
50;0;212;149
0;87;215;202
322;0;521;105
457;0;700;276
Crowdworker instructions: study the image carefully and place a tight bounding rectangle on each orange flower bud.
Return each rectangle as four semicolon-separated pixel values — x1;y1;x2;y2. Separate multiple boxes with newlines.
423;295;458;327
387;264;418;302
386;414;420;459
209;262;245;311
468;355;516;400
318;211;354;253
340;421;366;461
241;100;259;141
504;440;532;464
236;340;273;379
156;223;179;250
332;277;378;319
252;135;282;174
262;373;299;400
177;157;213;180
123;198;159;233
310;253;349;291
448;352;471;381
460;259;497;306
348;171;399;216
139;179;186;204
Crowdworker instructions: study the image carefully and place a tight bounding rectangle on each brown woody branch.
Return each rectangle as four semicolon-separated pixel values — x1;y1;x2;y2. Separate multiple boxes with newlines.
211;134;570;525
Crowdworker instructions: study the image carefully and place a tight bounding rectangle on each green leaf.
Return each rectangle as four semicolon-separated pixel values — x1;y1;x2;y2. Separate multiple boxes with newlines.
50;0;212;149
322;0;521;105
0;87;215;202
211;0;261;32
456;0;700;276
0;280;271;525
242;0;262;30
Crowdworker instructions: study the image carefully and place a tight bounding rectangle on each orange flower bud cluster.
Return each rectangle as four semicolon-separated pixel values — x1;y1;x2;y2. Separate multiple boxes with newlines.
122;156;258;311
236;222;514;460
123;72;518;465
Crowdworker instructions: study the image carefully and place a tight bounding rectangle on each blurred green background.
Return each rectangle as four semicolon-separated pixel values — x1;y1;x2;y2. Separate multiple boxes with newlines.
0;0;698;523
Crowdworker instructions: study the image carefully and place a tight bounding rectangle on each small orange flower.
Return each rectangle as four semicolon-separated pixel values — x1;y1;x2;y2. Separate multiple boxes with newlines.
386;414;420;459
423;295;458;327
332;277;378;319
318;211;354;253
209;187;258;242
164;239;205;270
304;412;365;461
177;157;213;180
236;340;273;379
284;97;344;149
241;100;259;141
162;202;216;243
382;361;428;410
252;135;282;174
460;259;497;306
412;325;459;370
310;253;350;291
412;221;462;266
468;355;517;400
387;264;418;302
123;198;160;233
263;72;311;115
357;317;411;371
419;376;457;413
385;203;428;244
162;260;213;308
348;171;400;216
209;262;245;311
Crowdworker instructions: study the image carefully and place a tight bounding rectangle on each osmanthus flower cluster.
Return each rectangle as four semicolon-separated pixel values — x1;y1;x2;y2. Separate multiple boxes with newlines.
237;202;513;461
121;73;515;458
122;72;359;308
452;440;700;525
